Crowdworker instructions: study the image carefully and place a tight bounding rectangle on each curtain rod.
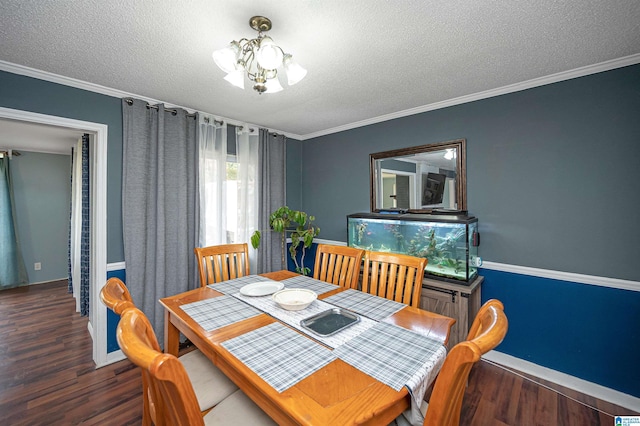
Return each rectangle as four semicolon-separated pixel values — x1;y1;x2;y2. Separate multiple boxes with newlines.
124;98;227;125
201;116;225;126
124;98;202;120
123;98;283;135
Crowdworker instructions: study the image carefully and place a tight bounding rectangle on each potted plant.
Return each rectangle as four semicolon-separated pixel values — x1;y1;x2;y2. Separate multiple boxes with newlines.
251;206;320;275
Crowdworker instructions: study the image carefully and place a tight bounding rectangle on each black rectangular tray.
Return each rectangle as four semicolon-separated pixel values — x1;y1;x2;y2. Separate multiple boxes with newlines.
300;308;360;336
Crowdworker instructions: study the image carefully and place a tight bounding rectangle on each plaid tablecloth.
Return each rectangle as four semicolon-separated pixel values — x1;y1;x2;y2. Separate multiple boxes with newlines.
236;293;377;348
333;321;447;426
180;295;262;332
221;322;336;393
280;275;340;295
323;289;406;321
207;275;273;295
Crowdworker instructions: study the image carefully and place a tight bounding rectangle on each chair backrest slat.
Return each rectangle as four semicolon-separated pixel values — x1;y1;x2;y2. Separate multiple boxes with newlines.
362;251;427;308
313;244;365;289
194;243;250;287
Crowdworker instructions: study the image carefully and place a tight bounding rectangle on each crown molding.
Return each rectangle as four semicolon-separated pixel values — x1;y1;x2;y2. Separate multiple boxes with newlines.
0;60;301;139
300;53;640;140
3;54;639;142
0;61;136;101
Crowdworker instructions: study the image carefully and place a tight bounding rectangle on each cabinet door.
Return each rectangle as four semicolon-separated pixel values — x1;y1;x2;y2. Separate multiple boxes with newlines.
420;286;460;347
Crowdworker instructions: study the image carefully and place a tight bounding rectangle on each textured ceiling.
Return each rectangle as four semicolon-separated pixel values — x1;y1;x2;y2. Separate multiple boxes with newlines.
0;0;639;140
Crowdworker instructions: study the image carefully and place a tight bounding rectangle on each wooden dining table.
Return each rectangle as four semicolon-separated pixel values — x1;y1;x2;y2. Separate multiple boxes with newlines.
160;270;456;425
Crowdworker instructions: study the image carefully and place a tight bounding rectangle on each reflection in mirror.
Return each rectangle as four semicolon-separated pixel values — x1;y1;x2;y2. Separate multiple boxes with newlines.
370;139;466;213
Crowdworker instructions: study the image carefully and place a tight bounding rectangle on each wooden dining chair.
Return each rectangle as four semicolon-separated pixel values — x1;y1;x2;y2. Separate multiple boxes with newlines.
313;244;365;289
100;277;136;315
466;299;505;341
361;251;427;308
117;307;276;426
425;300;508;425
100;278;238;425
394;300;508;426
194;243;250;287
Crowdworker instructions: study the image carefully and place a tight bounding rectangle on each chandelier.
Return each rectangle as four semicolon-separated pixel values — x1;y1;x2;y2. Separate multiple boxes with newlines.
212;16;307;94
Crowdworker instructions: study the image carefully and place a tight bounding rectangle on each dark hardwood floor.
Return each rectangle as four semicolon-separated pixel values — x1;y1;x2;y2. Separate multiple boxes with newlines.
1;280;636;425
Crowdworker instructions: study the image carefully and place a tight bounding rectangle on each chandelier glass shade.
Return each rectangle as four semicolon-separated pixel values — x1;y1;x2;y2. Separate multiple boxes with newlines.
213;16;307;94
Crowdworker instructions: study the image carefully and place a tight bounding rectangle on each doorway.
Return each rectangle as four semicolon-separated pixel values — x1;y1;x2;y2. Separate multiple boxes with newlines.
0;107;108;366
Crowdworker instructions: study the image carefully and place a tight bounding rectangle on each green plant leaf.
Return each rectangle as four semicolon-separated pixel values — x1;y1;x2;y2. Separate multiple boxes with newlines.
250;231;261;249
259;206;320;276
303;231;314;247
272;217;286;232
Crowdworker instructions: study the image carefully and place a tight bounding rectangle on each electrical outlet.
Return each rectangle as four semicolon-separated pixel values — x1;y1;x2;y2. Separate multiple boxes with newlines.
34;262;41;271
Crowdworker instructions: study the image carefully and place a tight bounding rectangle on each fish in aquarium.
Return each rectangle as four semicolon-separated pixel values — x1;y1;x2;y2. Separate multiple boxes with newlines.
347;212;479;283
356;222;367;245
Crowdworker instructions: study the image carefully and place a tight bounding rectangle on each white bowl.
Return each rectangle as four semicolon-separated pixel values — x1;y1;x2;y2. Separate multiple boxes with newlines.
272;288;317;311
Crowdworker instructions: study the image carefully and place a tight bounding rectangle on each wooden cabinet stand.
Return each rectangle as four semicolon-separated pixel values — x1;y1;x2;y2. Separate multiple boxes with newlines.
420;275;483;348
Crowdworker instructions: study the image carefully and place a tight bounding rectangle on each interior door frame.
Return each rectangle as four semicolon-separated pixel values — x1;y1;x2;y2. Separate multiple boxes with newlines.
0;107;109;367
381;168;416;209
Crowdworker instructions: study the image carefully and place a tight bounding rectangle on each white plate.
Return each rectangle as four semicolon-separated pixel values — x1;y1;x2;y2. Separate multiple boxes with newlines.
240;281;284;297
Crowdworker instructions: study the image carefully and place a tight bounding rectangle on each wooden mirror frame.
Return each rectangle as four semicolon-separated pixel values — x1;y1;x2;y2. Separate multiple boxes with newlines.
370;139;467;213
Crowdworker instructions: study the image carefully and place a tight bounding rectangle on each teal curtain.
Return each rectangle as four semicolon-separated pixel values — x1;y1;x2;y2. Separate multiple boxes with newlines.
0;156;28;289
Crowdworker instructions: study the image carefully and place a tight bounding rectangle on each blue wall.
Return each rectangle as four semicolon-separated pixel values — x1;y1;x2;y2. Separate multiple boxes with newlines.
480;268;640;397
105;269;126;353
11;151;71;283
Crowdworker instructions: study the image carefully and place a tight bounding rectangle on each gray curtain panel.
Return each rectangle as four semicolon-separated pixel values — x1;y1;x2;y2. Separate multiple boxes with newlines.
257;129;286;273
122;98;198;345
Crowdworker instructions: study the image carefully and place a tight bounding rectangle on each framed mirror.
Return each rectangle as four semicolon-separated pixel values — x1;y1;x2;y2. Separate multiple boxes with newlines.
370;139;466;213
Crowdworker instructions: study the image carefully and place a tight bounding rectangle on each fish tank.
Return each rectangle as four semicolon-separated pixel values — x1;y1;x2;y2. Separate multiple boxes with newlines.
347;212;480;284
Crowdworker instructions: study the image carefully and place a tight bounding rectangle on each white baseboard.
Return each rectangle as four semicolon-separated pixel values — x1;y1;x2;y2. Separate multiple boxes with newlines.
106;349;126;365
28;277;68;285
87;321;94;340
480;261;639;292
106;261;126;272
313;238;347;246
314;239;640;292
95;349;126;369
483;350;640;413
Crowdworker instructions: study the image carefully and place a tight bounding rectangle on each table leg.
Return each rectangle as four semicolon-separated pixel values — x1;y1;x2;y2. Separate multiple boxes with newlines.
164;310;179;356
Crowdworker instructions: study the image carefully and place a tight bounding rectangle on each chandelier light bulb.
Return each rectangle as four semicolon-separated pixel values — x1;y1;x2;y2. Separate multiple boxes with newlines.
256;36;284;70
224;69;245;89
283;54;307;86
212;41;241;74
265;77;284;93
